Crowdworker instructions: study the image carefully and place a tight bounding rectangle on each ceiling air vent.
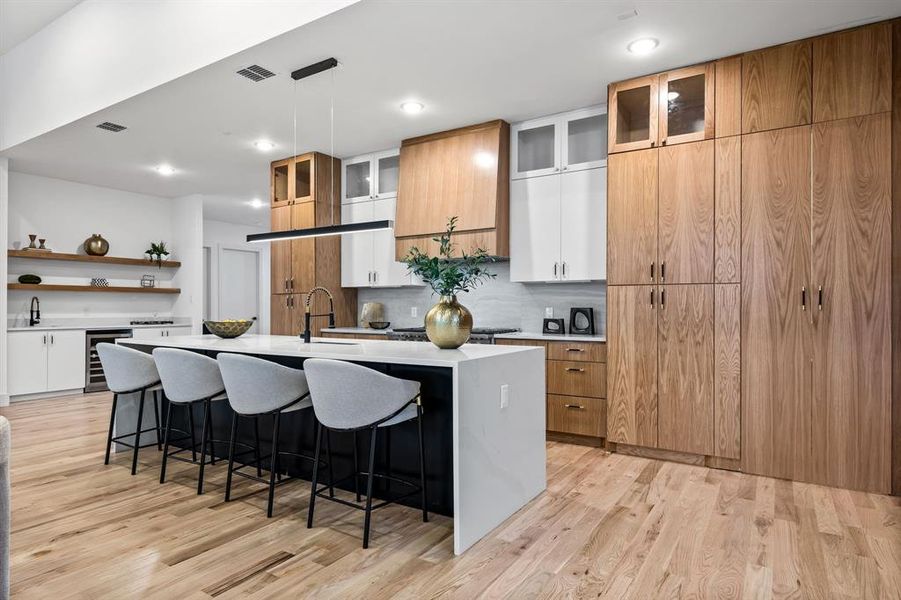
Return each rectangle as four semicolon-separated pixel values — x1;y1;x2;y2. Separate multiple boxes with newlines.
96;121;127;132
236;65;276;82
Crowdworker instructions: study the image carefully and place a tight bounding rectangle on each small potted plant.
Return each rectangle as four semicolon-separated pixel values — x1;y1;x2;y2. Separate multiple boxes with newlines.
146;241;170;268
404;217;495;349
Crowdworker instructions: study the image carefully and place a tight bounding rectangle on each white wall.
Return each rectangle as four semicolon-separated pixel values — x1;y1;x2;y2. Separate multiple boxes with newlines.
203;219;270;334
0;158;9;405
0;0;358;150
6;172;201;324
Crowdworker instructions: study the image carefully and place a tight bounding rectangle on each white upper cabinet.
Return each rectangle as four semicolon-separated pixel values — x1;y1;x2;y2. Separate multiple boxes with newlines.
341;149;399;204
511;106;607;180
509;106;607;283
341;195;420;288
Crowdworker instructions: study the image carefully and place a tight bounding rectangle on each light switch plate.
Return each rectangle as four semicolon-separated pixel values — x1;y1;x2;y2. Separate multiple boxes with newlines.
545;307;554;318
411;306;418;317
500;384;509;409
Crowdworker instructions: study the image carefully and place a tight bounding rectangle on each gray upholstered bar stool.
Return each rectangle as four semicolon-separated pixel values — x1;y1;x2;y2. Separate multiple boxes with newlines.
153;348;230;495
96;343;164;475
303;358;427;549
218;353;333;517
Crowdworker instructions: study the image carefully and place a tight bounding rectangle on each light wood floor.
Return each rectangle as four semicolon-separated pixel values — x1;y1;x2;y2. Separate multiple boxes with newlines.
3;393;900;599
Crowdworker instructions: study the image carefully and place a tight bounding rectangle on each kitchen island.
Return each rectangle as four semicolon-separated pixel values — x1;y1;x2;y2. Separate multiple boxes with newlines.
119;334;546;554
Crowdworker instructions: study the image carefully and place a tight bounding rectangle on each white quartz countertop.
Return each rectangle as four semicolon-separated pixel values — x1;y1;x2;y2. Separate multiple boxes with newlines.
322;327;389;335
8;320;191;332
494;331;606;343
120;334;540;367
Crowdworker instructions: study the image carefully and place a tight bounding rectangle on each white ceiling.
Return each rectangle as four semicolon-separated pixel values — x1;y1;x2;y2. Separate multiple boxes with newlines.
0;0;81;54
3;0;900;225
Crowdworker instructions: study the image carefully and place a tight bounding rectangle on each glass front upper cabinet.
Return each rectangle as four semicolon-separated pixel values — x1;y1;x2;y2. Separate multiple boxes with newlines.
659;63;715;146
374;151;400;199
511;116;559;179
608;75;659;154
562;107;608;171
343;156;372;203
271;159;291;208
293;155;312;202
341;149;400;204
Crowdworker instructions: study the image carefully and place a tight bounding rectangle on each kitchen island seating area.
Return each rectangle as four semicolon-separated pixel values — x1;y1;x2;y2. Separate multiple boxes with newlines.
98;342;430;548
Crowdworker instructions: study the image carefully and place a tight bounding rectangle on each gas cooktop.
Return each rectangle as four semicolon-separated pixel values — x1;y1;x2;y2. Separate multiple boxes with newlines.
130;319;174;325
387;327;519;344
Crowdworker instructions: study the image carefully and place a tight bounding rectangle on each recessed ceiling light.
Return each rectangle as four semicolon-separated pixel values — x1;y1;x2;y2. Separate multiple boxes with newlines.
248;198;265;209
253;140;275;151
400;101;424;114
155;164;176;176
627;38;658;55
667;91;679;101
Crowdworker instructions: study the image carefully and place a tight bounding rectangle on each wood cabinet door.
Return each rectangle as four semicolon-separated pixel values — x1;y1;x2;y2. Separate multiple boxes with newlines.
291;202;316;295
657;284;714;455
741;126;813;482
742;40;811;133
607;285;657;447
658;63;715;146
607;149;657;285
608;75;659;154
270;206;292;294
812;23;891;122
657;140;714;284
811;114;891;493
269;295;295;335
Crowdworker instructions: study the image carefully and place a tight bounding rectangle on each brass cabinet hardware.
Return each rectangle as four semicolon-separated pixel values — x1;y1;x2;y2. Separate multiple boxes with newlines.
564;404;585;410
564;367;585;373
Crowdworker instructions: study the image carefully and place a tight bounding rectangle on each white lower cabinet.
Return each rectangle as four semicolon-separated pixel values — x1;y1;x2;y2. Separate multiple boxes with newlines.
510;167;606;282
341;198;420;288
8;329;86;396
131;326;192;339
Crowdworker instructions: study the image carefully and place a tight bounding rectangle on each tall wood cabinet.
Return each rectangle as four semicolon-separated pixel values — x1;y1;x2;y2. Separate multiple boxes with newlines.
269;152;356;336
606;20;898;494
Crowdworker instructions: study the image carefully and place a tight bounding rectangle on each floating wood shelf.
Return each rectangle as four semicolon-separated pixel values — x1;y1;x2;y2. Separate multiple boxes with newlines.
7;250;181;268
7;284;180;294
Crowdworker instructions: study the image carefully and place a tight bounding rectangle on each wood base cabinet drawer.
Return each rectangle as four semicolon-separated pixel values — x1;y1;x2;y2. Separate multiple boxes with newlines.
547;394;605;437
547;341;606;363
547;360;606;398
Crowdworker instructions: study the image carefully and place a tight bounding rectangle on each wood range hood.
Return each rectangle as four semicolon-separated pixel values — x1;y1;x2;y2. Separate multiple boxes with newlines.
393;119;510;260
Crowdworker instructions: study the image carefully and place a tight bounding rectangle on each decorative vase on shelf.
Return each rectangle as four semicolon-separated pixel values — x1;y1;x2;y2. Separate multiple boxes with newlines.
84;234;110;256
425;295;473;349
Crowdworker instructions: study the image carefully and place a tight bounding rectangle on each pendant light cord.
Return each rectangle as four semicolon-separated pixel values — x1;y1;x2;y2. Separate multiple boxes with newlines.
330;67;335;225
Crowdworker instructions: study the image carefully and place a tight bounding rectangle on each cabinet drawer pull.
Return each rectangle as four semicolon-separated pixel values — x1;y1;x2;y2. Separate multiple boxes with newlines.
801;286;807;311
566;348;585;352
563;404;585;410
660;262;666;283
650;262;655;282
817;286;823;311
564;367;585;373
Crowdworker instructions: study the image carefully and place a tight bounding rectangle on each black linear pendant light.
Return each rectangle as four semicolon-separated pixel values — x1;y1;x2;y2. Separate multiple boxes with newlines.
247;58;393;243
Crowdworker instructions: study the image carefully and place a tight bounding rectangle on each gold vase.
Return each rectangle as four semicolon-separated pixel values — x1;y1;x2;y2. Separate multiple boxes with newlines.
425;295;473;349
84;234;109;256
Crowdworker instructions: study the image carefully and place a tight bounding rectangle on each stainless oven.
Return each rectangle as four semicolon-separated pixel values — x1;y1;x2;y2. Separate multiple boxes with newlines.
85;329;133;392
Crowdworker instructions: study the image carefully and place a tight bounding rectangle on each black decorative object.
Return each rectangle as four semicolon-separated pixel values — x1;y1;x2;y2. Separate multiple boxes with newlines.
140;274;156;288
569;307;595;335
90;277;110;287
18;274;41;284
543;318;565;335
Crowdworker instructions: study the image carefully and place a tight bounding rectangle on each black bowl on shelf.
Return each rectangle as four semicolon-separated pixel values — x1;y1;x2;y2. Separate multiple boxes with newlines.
369;321;390;330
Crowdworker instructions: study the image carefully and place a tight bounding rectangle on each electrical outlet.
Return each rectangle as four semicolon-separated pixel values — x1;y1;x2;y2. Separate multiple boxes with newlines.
411;306;418;318
545;307;553;318
500;384;509;409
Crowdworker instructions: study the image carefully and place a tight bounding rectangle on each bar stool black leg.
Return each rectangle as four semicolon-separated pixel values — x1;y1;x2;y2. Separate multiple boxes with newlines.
225;412;239;502
353;430;360;502
325;429;335;498
131;389;146;475
363;426;378;549
253;416;262;477
206;400;217;465
153;391;162;451
197;399;210;495
188;402;197;462
307;423;323;529
160;402;173;484
417;404;428;523
104;393;119;465
266;412;281;518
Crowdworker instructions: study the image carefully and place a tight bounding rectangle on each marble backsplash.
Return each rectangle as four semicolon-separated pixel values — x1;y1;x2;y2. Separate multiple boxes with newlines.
357;262;606;334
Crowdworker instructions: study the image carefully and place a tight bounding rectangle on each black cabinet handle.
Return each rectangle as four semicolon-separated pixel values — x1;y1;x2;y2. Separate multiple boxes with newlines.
801;287;807;311
660;289;666;308
817;286;823;311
